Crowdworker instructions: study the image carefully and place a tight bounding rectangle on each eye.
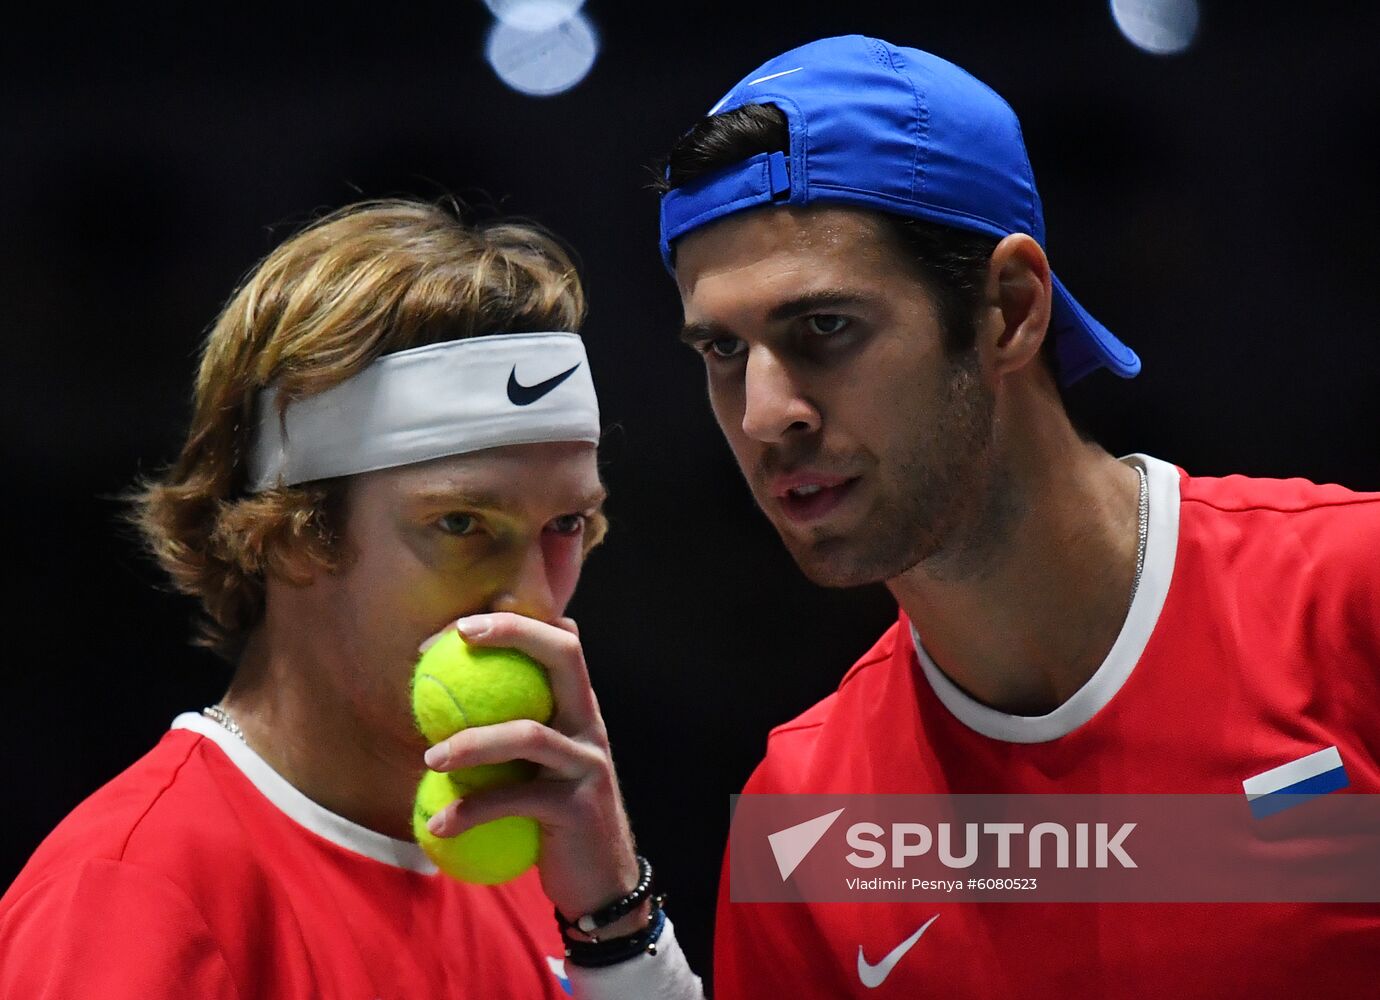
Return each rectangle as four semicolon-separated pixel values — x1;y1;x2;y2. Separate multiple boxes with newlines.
546;514;587;536
804;314;849;336
437;512;480;536
703;336;747;359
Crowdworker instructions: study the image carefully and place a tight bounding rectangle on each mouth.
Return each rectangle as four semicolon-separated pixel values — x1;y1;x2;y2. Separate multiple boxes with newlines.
771;475;860;523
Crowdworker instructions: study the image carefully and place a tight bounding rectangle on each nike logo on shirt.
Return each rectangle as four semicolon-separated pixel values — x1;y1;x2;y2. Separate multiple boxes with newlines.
506;363;580;405
857;914;939;989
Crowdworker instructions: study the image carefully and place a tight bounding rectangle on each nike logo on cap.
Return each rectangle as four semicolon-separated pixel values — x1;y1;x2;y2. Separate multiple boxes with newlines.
857;915;939;989
747;67;803;86
708;67;804;116
507;363;580;406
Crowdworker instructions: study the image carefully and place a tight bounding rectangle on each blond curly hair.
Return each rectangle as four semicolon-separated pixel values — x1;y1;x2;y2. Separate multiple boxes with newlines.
131;199;598;662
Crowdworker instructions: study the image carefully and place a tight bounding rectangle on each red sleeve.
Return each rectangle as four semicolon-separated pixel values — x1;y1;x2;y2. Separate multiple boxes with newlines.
714;742;843;998
712;844;746;999
714;843;837;999
0;859;240;1000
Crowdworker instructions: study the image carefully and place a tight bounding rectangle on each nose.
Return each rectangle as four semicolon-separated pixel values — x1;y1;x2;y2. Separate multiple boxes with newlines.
490;540;559;621
740;347;820;443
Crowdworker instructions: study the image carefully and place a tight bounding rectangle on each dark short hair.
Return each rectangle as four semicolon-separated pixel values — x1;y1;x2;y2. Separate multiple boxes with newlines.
658;104;1049;372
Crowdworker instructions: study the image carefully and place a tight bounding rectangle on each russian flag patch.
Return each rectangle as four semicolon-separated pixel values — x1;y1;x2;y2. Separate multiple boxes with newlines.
546;955;573;996
1243;745;1350;819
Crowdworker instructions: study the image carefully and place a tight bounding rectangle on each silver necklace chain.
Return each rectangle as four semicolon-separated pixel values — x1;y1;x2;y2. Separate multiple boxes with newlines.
202;704;246;743
1131;464;1149;601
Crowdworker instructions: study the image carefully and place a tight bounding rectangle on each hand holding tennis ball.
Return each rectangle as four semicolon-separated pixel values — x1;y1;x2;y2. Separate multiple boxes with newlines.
411;627;553;884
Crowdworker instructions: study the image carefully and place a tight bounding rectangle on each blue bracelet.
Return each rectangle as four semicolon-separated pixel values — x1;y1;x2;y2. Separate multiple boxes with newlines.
563;899;667;969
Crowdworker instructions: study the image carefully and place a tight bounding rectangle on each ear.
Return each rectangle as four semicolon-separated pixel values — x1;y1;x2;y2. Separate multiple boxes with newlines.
978;233;1052;378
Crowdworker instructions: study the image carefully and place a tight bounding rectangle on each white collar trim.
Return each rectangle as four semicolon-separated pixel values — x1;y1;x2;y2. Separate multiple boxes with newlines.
171;712;438;873
909;453;1179;744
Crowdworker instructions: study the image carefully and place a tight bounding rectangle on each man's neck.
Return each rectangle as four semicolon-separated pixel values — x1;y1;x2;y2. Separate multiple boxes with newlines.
888;441;1143;717
219;630;421;841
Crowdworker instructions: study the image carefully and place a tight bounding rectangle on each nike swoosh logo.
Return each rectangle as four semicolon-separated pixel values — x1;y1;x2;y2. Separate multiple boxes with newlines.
857;914;939;989
709;68;805;116
506;363;580;406
747;67;803;86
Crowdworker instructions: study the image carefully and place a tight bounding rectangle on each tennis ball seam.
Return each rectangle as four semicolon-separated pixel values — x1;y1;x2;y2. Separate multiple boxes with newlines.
416;672;471;731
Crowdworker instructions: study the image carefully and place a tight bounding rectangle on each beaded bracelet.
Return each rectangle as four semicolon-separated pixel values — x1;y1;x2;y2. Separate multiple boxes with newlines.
555;854;654;939
563;896;667;969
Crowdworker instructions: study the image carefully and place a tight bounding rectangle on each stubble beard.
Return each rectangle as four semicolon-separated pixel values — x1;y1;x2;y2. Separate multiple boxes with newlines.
780;352;1000;588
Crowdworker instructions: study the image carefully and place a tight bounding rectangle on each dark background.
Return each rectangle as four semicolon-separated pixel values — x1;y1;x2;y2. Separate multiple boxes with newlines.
3;0;1377;984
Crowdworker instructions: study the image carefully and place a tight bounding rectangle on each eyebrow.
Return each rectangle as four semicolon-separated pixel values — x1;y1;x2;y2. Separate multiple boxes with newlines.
678;289;870;344
410;485;608;512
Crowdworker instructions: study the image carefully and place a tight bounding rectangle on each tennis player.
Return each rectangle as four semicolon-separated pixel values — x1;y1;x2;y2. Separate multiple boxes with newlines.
656;35;1380;997
0;200;701;998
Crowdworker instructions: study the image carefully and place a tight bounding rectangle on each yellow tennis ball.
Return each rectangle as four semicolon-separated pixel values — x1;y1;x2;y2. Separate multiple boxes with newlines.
413;768;541;885
409;628;552;883
411;628;554;746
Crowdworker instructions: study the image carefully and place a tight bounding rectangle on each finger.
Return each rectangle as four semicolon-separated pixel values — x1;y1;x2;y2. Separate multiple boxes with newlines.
426;779;605;839
452;612;601;733
418;615;577;654
424;719;602;781
417;622;453;655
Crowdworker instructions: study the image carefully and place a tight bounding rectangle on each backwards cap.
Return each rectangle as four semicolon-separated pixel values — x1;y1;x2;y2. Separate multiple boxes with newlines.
659;34;1140;385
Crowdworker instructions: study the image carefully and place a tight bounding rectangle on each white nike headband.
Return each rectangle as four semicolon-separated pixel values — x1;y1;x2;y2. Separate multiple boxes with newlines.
245;332;600;492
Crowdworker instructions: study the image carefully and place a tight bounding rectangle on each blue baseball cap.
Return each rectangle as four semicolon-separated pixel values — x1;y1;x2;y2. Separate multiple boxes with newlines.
659;35;1140;385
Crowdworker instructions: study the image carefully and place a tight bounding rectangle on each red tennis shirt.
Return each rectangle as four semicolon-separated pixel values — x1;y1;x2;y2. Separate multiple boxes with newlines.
0;713;573;998
714;456;1380;998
